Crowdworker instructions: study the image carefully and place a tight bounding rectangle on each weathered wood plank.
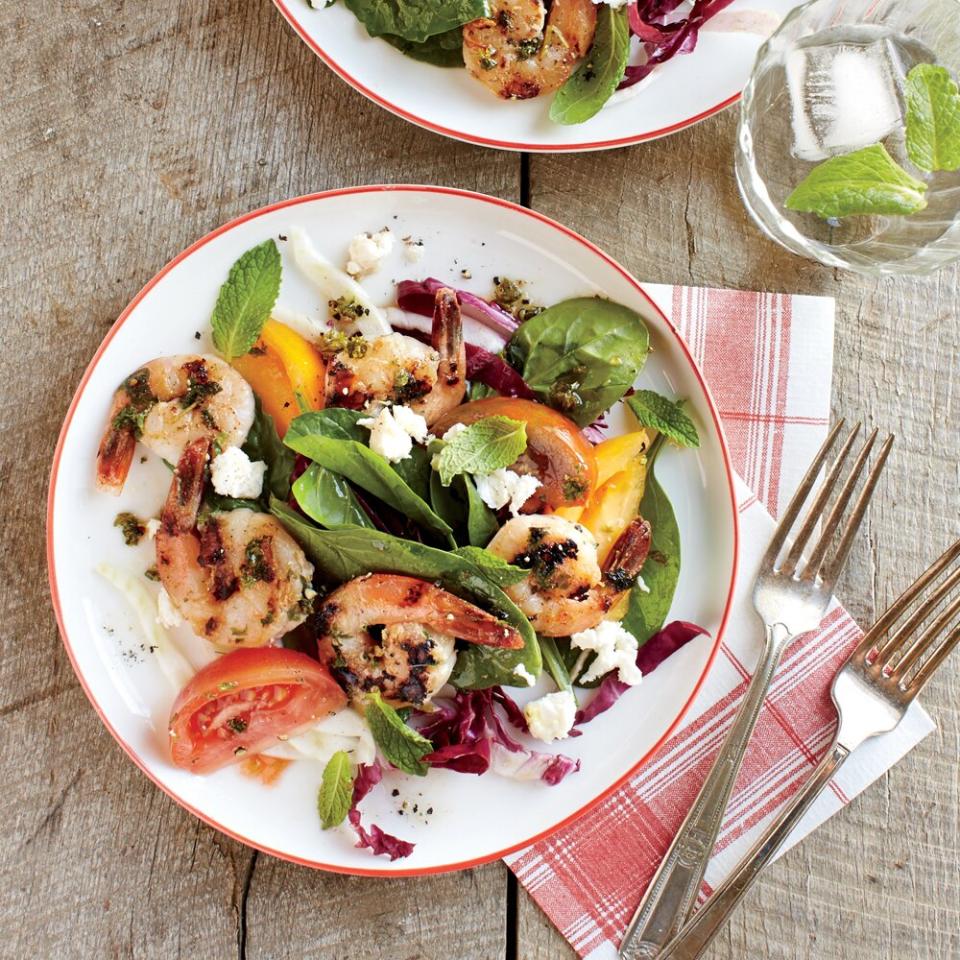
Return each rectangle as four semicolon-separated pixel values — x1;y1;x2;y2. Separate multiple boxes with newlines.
0;1;515;957
524;109;960;960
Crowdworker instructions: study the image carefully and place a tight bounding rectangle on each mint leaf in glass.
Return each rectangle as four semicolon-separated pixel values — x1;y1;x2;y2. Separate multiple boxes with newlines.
785;144;928;219
435;416;527;487
211;239;282;359
905;64;960;174
317;750;355;829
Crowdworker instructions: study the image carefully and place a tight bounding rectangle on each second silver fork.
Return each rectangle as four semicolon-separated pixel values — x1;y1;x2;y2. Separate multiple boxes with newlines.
619;421;894;960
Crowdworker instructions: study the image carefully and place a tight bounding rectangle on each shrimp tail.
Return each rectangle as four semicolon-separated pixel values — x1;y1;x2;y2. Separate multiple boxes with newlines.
96;394;138;495
430;588;525;649
602;518;652;593
162;436;210;535
433;287;464;388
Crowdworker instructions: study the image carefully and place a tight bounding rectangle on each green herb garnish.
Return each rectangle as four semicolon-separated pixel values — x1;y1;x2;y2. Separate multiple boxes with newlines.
905;63;960;174
364;690;434;777
317;750;355;829
785;144;928;219
435;416;527;486
210;239;282;359
626;391;700;448
114;512;146;546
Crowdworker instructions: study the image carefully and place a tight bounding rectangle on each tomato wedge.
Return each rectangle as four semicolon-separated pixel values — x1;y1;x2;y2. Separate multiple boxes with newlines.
168;648;346;774
433;397;597;511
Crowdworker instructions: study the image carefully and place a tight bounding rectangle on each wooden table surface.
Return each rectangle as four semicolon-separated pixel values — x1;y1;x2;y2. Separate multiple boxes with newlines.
2;2;958;958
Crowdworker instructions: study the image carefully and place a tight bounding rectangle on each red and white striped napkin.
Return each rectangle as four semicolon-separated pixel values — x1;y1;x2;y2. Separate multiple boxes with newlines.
503;284;935;960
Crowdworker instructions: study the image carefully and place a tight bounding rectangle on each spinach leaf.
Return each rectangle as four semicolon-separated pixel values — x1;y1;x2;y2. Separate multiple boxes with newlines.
202;493;261;514
365;691;433;776
271;502;540;687
505;297;650;426
285;410;452;541
317;751;355;829
621;436;680;645
390;443;432;502
293;463;374;529
539;635;574;695
430;470;465;534
463;475;498;546
383;26;464;66
343;0;487;43
550;5;630;125
243;399;296;502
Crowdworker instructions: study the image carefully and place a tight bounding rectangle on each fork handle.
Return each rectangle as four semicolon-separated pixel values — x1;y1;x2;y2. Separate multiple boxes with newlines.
657;742;851;960
619;623;791;960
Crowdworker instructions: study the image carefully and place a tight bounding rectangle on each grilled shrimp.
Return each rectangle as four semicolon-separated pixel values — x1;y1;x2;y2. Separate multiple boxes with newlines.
316;574;523;706
486;514;651;636
156;437;315;651
463;0;597;100
96;355;255;494
326;287;466;425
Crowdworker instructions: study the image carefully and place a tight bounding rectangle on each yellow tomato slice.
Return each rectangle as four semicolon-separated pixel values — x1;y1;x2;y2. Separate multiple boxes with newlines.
579;458;648;565
260;319;326;411
593;430;652;486
231;345;299;437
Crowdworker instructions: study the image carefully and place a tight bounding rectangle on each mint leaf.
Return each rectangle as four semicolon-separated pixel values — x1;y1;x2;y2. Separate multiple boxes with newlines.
550;5;630;125
211;240;281;359
906;64;960;173
785;144;928;219
436;416;527;487
627;391;700;448
317;750;354;829
365;690;433;776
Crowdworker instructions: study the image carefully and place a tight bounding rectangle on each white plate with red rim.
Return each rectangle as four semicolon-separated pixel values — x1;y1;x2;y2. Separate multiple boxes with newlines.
273;0;800;153
48;185;739;876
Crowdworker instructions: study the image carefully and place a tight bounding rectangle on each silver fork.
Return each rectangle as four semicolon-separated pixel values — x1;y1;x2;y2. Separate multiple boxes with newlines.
619;421;894;960
659;536;960;960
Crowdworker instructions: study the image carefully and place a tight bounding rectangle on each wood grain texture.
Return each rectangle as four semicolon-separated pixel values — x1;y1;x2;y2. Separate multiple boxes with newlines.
525;110;960;960
0;1;513;958
2;0;958;958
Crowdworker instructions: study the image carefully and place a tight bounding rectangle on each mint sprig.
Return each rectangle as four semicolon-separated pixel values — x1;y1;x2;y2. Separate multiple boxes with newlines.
627;391;700;448
211;239;282;359
785;144;928;219
906;64;960;174
364;690;433;776
317;750;354;829
436;416;527;487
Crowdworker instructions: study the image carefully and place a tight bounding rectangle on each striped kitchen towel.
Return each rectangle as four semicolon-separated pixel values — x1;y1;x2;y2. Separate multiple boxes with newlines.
503;284;935;960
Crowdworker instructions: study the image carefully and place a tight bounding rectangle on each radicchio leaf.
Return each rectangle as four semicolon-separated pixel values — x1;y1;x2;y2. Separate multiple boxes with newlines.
396;278;518;339
347;760;415;861
620;0;736;88
574;621;708;726
416;687;579;786
466;345;537;399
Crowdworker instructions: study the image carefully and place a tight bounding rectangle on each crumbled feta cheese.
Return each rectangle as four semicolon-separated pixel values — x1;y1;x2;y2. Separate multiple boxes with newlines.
512;664;536;687
474;468;542;516
593;0;628;6
442;423;468;441
524;690;577;742
358;404;429;463
210;447;266;499
635;573;650;594
345;229;394;277
145;518;161;541
570;620;644;686
156;587;183;629
403;237;425;263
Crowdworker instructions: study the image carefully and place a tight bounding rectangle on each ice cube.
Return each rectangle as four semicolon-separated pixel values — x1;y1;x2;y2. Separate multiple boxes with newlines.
786;33;906;162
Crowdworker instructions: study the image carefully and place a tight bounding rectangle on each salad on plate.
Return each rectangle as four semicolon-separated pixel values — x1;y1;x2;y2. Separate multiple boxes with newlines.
94;224;706;861
318;0;747;125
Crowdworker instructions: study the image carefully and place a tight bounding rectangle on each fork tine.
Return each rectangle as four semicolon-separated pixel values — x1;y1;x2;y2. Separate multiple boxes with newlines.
820;434;895;589
853;537;960;658
874;563;960;662
802;428;879;580
759;420;846;572
779;423;862;578
891;591;960;679
908;623;960;691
